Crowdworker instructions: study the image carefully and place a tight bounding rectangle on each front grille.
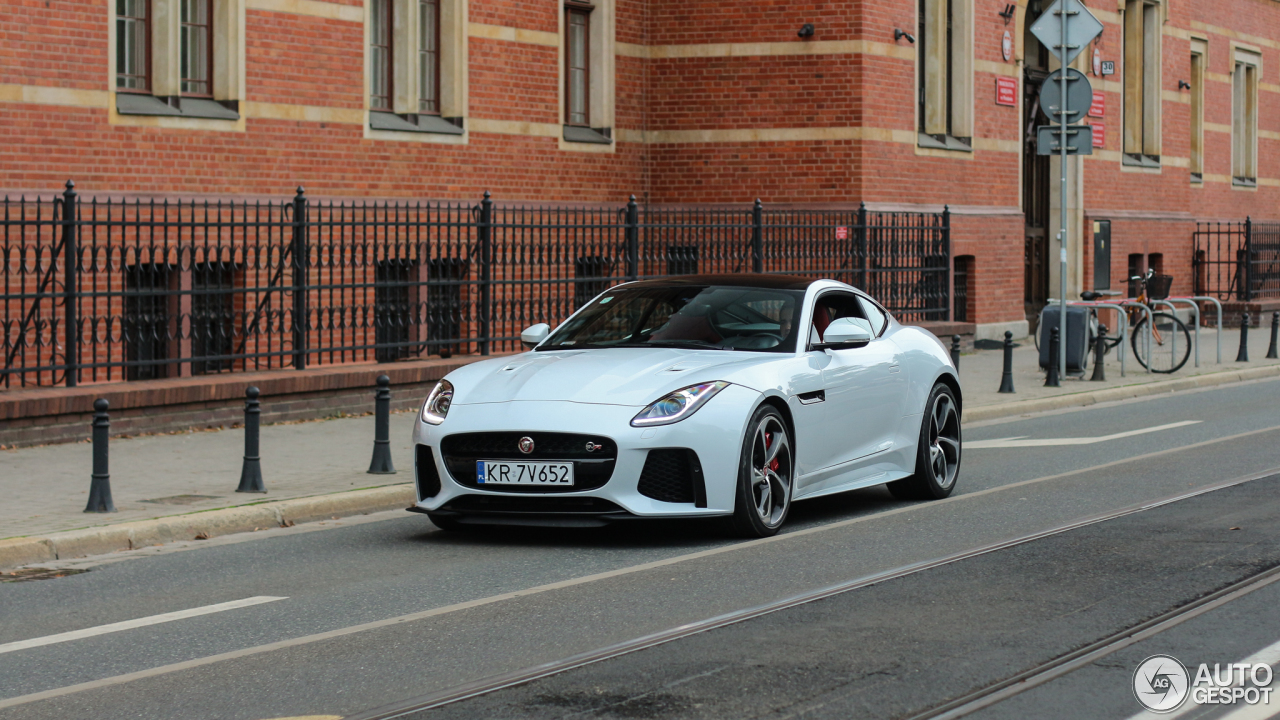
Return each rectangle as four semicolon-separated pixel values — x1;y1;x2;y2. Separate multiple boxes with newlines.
637;449;707;507
440;432;617;493
415;445;441;500
441;495;626;514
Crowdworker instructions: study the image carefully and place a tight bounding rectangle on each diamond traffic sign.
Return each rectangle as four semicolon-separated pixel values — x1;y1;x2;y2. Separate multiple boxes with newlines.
1029;0;1104;66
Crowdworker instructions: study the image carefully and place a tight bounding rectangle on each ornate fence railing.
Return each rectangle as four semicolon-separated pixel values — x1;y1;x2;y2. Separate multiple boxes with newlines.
1194;218;1280;302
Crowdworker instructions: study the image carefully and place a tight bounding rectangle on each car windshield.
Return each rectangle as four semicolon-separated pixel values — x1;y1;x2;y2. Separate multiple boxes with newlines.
539;285;804;353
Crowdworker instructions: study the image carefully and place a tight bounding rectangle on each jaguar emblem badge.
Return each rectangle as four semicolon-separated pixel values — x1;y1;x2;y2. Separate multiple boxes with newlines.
585;442;602;453
518;436;535;454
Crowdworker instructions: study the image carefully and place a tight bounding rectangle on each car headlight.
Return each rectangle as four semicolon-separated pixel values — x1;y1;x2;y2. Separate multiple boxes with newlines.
631;381;729;427
421;379;454;425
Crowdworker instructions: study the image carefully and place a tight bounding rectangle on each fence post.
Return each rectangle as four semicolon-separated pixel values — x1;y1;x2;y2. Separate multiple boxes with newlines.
291;187;309;370
625;195;639;281
368;375;396;474
1243;217;1252;302
84;399;115;513
236;387;266;493
62;180;79;387
857;202;868;291
751;199;764;273
478;191;493;356
942;205;952;322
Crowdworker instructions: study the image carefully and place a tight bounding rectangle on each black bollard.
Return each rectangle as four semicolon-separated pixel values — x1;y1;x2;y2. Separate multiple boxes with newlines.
84;398;116;513
1090;324;1108;382
950;335;961;369
1236;313;1250;363
1267;311;1279;360
1045;327;1061;387
236;387;266;493
998;331;1016;394
368;375;396;474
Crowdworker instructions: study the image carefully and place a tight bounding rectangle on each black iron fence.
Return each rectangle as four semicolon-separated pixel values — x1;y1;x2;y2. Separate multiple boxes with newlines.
3;183;950;388
1194;219;1280;301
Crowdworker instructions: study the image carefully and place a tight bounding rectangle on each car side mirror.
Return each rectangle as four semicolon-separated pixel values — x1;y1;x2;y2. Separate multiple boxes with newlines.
818;317;872;349
520;323;550;348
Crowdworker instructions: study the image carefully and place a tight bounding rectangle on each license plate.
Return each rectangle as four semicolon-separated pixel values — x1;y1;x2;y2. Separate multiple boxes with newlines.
477;460;574;486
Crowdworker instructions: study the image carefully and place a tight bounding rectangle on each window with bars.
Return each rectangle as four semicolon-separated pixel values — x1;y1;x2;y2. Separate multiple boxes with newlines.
1122;0;1161;166
1190;42;1205;183
125;264;174;381
191;262;236;375
916;0;972;150
1232;49;1259;187
375;258;416;363
419;0;440;114
180;0;212;96
574;256;612;309
371;0;393;112
116;0;150;91
565;3;591;127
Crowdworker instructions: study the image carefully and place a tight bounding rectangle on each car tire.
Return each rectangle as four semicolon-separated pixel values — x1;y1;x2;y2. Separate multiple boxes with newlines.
730;404;794;538
427;513;466;532
887;382;961;501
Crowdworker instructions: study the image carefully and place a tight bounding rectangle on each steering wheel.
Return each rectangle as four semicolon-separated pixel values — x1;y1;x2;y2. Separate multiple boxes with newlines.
748;332;784;344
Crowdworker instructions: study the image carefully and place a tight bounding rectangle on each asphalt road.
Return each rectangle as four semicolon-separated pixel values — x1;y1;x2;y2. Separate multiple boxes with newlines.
2;378;1279;720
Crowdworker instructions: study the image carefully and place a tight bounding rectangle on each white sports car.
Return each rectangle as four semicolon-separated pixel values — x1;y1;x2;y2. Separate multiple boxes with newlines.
410;274;961;537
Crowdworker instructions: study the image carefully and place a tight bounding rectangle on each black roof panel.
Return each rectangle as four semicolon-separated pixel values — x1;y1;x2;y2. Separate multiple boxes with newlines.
621;273;819;291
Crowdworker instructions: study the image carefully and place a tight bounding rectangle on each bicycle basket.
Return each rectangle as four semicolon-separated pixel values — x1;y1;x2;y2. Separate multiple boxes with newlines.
1147;274;1173;300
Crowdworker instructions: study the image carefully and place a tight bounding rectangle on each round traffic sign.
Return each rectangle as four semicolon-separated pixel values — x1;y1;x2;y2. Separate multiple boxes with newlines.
1038;68;1093;123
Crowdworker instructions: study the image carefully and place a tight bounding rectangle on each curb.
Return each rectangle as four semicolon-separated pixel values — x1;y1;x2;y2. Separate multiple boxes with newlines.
0;484;414;571
964;364;1280;423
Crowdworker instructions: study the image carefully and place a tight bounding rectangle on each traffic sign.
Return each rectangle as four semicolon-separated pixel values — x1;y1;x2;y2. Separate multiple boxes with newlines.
1037;124;1093;155
1028;0;1103;66
1038;68;1093;123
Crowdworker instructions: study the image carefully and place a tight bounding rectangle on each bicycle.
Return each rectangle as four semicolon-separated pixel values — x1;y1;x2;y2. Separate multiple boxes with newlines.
1080;268;1191;373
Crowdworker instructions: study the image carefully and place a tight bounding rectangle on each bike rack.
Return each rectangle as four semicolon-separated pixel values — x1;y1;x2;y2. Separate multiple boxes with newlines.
1053;300;1133;377
1165;295;1224;365
1117;300;1155;374
1150;299;1183;368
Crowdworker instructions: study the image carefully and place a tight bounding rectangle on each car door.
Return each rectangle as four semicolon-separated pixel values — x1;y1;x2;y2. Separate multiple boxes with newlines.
793;291;904;474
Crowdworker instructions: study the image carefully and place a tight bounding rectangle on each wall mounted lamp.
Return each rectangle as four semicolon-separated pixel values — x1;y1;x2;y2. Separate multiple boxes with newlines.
999;4;1016;24
797;23;815;38
894;28;915;43
1178;79;1192;90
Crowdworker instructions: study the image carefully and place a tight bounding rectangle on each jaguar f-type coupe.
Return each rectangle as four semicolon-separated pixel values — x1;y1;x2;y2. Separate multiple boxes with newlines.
410;274;961;537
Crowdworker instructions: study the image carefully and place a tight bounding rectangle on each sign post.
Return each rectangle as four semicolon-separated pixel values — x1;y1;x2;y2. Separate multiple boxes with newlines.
1029;0;1102;381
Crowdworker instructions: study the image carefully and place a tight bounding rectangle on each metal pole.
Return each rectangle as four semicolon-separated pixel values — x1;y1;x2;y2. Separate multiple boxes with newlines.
368;374;396;474
62;180;78;387
84;399;115;513
236;386;266;493
1057;5;1069;383
1046;326;1061;387
1236;312;1250;363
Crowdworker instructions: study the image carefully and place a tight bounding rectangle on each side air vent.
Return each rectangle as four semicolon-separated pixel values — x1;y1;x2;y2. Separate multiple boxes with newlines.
637;449;707;507
416;445;442;500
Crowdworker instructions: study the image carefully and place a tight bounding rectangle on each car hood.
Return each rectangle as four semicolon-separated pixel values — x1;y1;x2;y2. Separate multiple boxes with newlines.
450;348;770;407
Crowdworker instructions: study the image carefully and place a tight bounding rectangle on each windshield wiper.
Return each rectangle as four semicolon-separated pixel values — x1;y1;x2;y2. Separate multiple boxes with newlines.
631;340;731;351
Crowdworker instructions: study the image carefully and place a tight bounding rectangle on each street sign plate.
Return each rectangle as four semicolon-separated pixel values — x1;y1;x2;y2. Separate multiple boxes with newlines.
1038;68;1093;123
1037;124;1094;155
1091;121;1105;147
996;77;1018;106
1029;0;1104;66
1089;91;1105;118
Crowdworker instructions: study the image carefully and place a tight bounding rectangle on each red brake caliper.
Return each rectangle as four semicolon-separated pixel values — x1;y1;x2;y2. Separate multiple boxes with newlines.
765;432;780;472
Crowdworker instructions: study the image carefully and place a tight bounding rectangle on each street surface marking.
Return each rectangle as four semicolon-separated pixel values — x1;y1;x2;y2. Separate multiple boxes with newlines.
0;596;287;656
967;420;1202;449
1126;635;1280;720
1;425;1278;711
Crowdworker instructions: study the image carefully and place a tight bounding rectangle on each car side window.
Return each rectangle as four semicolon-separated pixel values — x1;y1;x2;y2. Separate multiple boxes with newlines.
809;292;871;345
858;297;888;337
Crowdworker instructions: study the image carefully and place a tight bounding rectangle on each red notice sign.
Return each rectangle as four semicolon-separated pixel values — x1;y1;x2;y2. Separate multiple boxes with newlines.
995;77;1018;106
1091;121;1105;147
1089;91;1105;118
835;226;848;240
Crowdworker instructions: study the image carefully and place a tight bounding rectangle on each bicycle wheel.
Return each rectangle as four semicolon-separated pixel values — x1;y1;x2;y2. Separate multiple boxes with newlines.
1131;312;1191;373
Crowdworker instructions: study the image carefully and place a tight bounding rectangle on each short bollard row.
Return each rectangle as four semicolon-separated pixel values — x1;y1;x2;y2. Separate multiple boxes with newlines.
86;375;400;511
1044;326;1061;388
1090;324;1107;382
950;335;961;369
1268;311;1279;360
1237;313;1250;363
997;331;1016;394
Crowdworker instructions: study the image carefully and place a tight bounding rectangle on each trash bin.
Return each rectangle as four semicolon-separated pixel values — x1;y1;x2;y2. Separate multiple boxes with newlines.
1038;305;1090;374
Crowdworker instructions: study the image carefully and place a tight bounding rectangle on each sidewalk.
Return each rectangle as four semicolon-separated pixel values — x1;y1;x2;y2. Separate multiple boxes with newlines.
2;324;1277;565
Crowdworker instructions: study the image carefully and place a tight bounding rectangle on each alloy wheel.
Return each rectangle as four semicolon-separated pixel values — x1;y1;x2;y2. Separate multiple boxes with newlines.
928;393;961;489
750;415;792;527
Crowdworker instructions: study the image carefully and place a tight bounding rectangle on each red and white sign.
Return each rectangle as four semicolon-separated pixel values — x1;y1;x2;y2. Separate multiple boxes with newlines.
1089;91;1105;118
1002;30;1013;61
995;77;1018;106
1091;121;1105;147
835;226;848;240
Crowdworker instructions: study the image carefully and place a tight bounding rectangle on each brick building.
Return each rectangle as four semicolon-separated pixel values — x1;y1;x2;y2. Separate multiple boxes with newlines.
2;0;1278;347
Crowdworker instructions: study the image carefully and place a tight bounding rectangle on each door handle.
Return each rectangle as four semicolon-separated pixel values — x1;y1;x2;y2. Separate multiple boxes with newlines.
798;390;826;405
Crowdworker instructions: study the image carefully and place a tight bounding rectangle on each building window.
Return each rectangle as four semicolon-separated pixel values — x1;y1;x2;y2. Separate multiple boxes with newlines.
180;0;212;96
190;262;235;375
375;258;415;363
565;3;591;127
1189;41;1205;183
426;258;468;357
917;0;972;150
125;264;174;381
574;256;611;308
1122;0;1160;166
1232;48;1259;187
370;0;393;112
116;0;150;91
418;0;439;114
667;246;699;276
